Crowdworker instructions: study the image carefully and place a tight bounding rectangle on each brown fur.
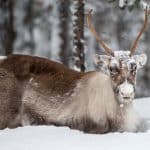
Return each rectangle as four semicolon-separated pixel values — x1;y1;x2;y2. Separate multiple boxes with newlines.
0;68;22;129
0;54;145;133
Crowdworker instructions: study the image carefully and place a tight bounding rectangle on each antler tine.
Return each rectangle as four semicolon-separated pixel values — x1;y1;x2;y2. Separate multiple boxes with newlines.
130;7;149;56
87;10;114;56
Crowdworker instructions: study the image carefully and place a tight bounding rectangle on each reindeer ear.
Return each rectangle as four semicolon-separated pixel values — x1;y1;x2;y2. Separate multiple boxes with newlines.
94;54;111;74
94;54;110;66
133;54;147;69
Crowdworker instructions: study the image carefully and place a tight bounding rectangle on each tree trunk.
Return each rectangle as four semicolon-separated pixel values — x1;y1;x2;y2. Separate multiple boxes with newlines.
73;0;85;72
0;0;15;55
58;0;70;67
23;0;35;54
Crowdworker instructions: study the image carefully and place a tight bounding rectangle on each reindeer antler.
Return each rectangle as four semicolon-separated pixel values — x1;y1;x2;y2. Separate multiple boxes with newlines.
87;10;114;56
130;8;149;56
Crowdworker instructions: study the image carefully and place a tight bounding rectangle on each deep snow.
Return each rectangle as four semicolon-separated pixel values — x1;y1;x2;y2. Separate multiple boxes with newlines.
0;97;150;150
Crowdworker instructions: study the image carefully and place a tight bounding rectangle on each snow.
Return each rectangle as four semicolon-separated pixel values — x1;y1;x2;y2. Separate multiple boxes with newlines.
119;0;126;8
140;0;150;10
0;56;7;60
114;50;131;59
0;97;150;150
73;65;81;72
118;0;139;8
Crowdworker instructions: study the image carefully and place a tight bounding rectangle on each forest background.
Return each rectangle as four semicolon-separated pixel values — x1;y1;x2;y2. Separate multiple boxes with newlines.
0;0;149;98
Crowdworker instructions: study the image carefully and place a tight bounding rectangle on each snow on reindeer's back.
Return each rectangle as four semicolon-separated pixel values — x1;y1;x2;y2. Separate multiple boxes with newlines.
114;51;131;59
0;56;7;60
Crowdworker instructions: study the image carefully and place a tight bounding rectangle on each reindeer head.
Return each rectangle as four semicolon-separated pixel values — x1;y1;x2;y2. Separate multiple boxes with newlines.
87;9;149;105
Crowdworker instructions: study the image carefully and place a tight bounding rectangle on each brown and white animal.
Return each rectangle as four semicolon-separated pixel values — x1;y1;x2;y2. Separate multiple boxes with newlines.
0;9;149;133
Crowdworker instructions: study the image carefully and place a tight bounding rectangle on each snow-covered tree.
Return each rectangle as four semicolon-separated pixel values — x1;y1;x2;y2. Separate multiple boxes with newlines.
72;0;85;72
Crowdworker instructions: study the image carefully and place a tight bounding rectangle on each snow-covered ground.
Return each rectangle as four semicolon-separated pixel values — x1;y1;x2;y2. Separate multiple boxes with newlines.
0;97;150;150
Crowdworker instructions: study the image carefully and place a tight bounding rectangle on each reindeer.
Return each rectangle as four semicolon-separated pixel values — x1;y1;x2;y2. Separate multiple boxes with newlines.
0;9;149;133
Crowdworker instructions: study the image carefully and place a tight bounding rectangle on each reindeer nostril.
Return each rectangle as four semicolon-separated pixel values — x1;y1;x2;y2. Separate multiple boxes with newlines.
120;91;133;98
120;91;125;96
123;96;130;99
119;81;134;96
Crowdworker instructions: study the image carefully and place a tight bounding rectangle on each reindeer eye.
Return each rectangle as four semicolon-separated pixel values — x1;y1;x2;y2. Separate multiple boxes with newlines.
109;66;119;75
131;63;137;71
130;65;137;76
132;70;136;76
128;63;137;76
131;69;136;76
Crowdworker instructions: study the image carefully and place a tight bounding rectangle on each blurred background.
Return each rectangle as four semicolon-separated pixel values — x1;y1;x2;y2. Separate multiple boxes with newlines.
0;0;149;98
